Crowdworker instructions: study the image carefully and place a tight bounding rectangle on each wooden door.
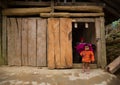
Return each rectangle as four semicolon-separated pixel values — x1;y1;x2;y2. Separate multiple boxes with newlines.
6;18;47;66
47;18;72;69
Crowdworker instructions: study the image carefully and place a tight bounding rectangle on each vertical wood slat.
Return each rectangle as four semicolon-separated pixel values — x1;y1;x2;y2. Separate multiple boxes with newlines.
37;19;47;66
65;19;72;68
47;18;55;69
14;18;22;66
0;9;2;65
100;17;106;68
7;18;21;66
28;18;36;66
60;18;66;68
7;18;15;65
60;18;72;68
22;18;28;66
95;18;101;68
2;16;7;64
54;19;61;68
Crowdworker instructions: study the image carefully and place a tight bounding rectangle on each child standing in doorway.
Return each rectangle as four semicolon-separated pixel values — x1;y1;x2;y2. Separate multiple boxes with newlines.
80;44;95;73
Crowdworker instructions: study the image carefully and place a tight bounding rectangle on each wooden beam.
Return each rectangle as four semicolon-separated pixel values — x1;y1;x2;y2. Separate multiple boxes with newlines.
2;7;52;16
40;13;104;18
55;2;104;7
8;1;51;7
72;18;95;22
54;6;103;12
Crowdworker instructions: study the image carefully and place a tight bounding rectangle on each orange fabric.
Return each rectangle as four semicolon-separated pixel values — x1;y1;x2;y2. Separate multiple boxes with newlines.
80;51;95;63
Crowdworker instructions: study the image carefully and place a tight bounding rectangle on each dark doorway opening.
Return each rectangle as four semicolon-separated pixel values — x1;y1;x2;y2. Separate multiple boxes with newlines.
72;22;96;63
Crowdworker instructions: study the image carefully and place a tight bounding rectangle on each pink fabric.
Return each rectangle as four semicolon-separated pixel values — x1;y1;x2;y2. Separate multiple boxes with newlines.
75;43;93;53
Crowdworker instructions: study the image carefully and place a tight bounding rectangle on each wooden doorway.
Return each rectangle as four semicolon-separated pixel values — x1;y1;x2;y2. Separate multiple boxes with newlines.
72;18;97;68
47;18;72;69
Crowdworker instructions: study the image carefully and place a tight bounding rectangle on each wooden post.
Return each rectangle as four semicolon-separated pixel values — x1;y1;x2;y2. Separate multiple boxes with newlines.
100;17;107;68
2;16;7;65
95;18;102;68
51;0;54;13
0;9;4;65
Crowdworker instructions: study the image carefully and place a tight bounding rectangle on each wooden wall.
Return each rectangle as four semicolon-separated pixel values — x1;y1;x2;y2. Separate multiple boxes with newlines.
2;17;47;66
0;17;106;68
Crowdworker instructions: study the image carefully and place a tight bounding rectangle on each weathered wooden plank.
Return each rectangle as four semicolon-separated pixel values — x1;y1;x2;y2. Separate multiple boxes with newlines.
72;18;95;22
10;18;21;66
55;2;104;7
7;18;15;65
65;18;72;68
0;14;3;65
106;56;120;73
54;6;103;12
2;7;52;16
21;18;28;66
40;13;104;18
8;1;51;7
60;18;72;68
37;19;47;66
28;18;36;66
60;18;67;68
2;16;7;65
100;17;107;68
53;19;61;68
95;18;101;68
14;18;22;66
47;18;55;69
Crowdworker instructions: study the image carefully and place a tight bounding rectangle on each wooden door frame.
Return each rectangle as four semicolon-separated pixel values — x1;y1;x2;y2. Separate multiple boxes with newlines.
95;17;106;68
72;17;106;68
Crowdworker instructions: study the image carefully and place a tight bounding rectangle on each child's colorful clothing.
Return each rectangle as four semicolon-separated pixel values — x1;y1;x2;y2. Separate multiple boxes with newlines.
80;51;95;63
75;43;93;54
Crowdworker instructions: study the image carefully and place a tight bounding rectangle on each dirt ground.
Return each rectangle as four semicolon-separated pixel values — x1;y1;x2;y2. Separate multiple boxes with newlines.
0;66;120;85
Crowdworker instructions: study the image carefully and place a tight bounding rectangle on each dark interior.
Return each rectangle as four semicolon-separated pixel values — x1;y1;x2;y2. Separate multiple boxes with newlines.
72;22;97;63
